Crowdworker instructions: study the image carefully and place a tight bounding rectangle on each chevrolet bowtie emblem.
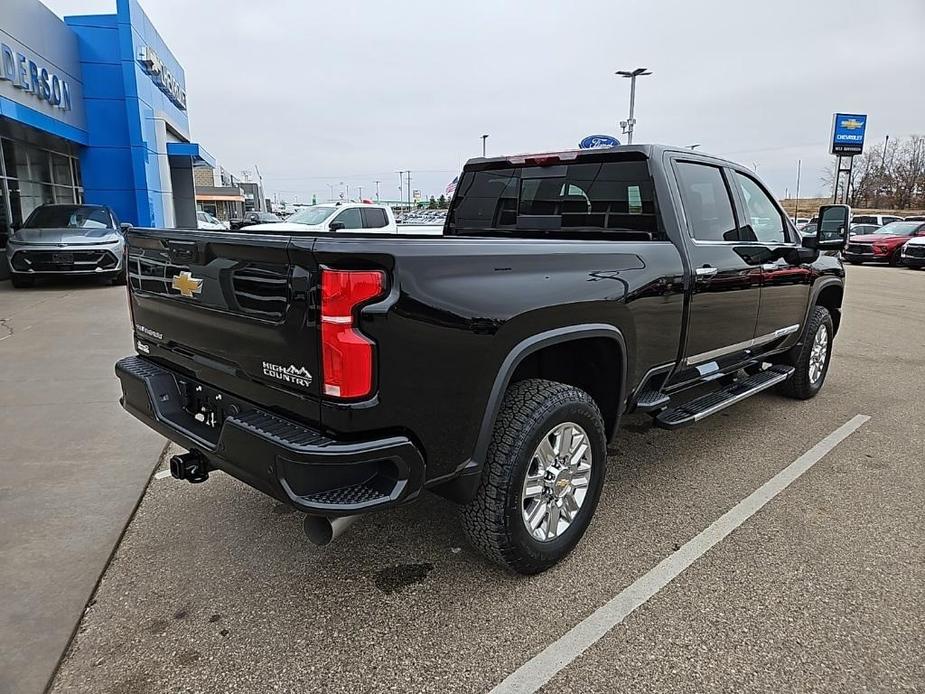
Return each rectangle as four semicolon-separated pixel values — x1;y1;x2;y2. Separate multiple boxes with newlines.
171;271;203;298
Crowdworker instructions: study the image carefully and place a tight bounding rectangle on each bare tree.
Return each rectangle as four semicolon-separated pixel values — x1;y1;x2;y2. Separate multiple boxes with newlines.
819;135;923;209
893;135;925;209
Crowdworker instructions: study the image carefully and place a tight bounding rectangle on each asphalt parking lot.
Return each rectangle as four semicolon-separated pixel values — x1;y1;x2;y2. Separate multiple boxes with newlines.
10;265;924;693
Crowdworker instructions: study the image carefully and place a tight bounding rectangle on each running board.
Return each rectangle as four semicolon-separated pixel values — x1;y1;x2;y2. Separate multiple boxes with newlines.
654;365;795;430
634;388;670;413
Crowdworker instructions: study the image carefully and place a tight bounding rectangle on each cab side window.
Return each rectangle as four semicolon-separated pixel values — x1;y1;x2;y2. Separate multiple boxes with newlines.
361;208;388;229
733;172;786;244
675;162;738;242
332;207;363;229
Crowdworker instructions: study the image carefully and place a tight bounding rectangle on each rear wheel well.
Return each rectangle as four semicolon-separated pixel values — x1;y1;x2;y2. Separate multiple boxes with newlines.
815;284;843;334
509;337;623;440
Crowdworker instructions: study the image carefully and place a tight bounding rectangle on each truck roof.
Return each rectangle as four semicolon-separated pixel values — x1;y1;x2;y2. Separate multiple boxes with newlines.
311;201;387;208
463;144;739;170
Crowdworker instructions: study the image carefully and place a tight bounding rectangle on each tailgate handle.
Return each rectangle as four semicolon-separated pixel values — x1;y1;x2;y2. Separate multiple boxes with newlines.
167;240;199;264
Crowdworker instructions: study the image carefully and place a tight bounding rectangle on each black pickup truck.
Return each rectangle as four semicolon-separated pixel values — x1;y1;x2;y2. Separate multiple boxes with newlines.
116;145;850;574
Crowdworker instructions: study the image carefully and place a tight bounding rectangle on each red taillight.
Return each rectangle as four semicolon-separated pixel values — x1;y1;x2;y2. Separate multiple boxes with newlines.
320;269;385;399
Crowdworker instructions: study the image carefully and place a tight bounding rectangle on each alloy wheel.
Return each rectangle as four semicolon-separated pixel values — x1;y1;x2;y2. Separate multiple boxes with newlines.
808;324;829;384
521;422;593;542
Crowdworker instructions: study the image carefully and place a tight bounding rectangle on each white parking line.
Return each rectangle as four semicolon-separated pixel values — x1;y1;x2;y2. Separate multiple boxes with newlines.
153;469;172;480
491;414;871;694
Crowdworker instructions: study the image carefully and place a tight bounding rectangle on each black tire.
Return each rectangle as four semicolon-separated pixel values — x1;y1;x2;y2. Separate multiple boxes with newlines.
889;248;903;266
461;378;607;575
10;274;34;288
110;269;127;285
848;260;862;265
778;306;834;400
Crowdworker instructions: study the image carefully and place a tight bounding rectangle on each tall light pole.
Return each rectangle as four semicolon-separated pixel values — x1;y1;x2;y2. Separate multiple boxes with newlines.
358;186;363;200
481;134;489;157
397;171;404;210
374;180;381;202
327;183;334;201
615;67;651;145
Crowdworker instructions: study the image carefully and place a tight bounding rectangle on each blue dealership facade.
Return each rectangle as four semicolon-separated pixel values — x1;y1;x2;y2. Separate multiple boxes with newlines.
1;0;212;277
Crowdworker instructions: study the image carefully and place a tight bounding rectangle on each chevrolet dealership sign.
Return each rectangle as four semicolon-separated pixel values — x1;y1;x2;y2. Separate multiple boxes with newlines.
0;42;72;111
830;113;867;156
137;45;187;110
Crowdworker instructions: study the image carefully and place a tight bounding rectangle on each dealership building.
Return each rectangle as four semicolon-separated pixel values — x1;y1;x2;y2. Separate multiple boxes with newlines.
1;0;214;278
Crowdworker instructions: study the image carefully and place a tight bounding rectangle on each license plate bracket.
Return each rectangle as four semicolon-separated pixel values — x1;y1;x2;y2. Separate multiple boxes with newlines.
52;252;74;265
179;380;231;430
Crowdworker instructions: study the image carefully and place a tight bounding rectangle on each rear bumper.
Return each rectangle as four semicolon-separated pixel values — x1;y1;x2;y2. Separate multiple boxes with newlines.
115;355;425;515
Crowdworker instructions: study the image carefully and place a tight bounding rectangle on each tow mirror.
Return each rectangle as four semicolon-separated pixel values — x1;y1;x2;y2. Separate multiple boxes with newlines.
329;221;346;231
804;204;850;250
120;222;133;232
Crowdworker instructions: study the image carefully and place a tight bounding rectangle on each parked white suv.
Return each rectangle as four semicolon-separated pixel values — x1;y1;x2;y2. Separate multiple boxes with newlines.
241;203;442;235
851;214;904;226
901;235;925;268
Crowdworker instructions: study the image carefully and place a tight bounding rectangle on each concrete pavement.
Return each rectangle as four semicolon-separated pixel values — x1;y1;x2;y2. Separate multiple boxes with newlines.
0;278;165;694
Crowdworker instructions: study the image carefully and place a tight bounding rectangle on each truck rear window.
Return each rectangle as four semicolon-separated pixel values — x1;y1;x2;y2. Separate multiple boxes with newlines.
448;159;659;239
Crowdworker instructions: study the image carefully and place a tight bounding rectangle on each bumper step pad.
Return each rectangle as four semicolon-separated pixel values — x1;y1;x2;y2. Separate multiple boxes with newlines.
304;483;388;506
115;355;425;514
655;365;794;430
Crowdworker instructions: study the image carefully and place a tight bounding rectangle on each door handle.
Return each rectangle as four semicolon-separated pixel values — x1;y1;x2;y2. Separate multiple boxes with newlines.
761;263;779;271
695;266;718;277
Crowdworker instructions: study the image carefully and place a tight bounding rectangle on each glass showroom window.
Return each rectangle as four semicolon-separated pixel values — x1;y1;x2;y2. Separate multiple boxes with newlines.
0;138;83;238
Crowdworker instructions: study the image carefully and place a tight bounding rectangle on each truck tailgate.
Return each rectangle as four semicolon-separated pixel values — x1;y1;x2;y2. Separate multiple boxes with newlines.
125;228;322;423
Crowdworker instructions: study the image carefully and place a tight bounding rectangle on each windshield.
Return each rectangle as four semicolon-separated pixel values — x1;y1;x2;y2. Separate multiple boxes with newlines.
24;205;113;229
286;206;336;225
874;222;920;235
257;212;281;222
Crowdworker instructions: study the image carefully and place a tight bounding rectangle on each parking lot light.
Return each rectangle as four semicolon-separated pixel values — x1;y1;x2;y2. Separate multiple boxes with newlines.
615;67;652;145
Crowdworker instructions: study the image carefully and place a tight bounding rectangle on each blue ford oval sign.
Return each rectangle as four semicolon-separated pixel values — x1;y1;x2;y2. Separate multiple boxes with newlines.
579;134;620;149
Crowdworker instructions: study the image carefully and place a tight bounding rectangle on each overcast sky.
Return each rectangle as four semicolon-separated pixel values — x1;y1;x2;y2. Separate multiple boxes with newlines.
46;0;925;204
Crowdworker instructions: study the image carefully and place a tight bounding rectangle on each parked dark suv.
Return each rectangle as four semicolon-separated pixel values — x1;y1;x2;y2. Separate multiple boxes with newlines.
230;211;281;230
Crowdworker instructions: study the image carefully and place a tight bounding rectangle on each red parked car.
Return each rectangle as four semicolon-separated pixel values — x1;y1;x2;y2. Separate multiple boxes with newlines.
843;221;925;265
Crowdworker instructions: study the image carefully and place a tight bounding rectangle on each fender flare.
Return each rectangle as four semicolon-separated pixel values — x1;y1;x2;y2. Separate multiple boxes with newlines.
430;324;628;504
802;277;844;339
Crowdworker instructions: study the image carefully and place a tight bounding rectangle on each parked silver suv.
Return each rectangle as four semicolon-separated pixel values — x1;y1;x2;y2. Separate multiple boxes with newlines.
5;204;128;288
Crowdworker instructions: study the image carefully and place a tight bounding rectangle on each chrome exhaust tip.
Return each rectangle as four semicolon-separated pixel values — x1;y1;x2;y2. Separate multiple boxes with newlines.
302;515;358;546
